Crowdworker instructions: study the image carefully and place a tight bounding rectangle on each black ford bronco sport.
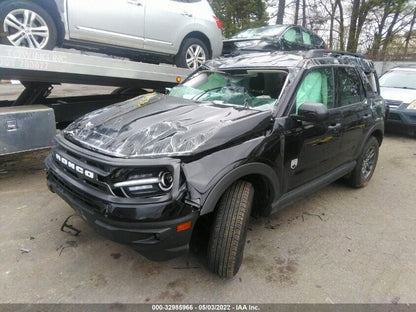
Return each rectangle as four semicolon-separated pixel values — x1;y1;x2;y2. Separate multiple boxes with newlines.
46;50;385;278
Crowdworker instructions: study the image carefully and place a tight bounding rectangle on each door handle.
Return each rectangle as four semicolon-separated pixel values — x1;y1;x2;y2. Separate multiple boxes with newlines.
127;0;142;6
328;123;341;132
181;11;193;17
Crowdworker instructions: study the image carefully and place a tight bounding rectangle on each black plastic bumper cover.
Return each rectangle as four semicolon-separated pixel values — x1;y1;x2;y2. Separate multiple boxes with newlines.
46;159;199;261
387;109;416;128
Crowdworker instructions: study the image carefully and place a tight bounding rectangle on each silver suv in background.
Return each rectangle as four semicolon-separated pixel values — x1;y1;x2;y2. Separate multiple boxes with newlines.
0;0;223;69
380;66;416;136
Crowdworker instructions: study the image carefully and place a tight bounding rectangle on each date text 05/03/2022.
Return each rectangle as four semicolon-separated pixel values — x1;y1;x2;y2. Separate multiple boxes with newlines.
151;304;260;311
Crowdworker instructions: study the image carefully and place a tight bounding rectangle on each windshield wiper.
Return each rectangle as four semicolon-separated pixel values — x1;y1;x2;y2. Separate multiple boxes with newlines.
192;86;224;101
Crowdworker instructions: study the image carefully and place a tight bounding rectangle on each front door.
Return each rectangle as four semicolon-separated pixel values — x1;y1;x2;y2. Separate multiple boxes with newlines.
283;67;344;191
67;0;145;49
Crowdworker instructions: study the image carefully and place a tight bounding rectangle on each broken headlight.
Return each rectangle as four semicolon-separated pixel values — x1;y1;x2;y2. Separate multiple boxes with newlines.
111;168;174;198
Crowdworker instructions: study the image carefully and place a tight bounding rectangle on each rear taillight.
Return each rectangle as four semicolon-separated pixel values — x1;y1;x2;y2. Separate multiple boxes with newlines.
213;16;222;30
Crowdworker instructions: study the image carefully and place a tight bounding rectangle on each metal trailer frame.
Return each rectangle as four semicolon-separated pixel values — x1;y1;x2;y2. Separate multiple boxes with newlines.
0;45;191;155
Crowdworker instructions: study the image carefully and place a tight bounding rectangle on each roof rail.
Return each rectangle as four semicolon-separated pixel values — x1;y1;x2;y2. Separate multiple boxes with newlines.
303;49;375;73
304;49;365;59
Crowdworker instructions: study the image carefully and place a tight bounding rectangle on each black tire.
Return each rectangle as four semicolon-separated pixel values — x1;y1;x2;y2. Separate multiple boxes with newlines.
0;0;57;50
175;38;209;70
207;180;254;278
348;136;379;188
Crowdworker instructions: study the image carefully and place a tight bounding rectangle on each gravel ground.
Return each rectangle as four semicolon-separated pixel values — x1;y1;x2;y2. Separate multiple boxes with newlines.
0;134;415;304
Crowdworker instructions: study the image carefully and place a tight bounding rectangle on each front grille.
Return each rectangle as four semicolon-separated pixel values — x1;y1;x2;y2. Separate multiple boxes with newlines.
52;144;177;200
52;149;114;196
49;170;107;215
65;150;105;171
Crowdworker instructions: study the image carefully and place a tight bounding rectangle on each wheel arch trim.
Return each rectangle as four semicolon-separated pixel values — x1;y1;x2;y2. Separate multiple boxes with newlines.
357;124;384;158
35;0;65;44
181;31;212;57
200;162;280;216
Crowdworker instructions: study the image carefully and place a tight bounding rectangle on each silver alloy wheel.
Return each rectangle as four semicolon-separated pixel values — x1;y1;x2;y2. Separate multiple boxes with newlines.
185;44;207;70
361;146;376;180
3;9;49;49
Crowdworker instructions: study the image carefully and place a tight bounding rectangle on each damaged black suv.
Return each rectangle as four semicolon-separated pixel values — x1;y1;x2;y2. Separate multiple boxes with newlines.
46;50;385;278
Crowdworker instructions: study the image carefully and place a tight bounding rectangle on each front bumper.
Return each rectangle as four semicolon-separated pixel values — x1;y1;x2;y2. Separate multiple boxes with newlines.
386;108;416;130
46;153;199;261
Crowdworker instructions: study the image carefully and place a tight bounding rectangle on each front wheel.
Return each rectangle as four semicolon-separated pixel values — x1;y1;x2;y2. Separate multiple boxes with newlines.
207;180;254;278
175;38;208;70
0;0;57;49
348;136;379;188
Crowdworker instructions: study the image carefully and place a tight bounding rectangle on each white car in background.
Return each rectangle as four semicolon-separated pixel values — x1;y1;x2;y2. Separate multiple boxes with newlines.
380;66;416;136
0;0;223;69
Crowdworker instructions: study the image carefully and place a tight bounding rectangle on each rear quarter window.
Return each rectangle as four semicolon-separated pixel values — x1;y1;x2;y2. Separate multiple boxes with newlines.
311;34;323;47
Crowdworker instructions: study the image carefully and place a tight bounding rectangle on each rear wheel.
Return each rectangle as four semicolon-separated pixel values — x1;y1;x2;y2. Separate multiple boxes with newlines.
348;136;379;188
0;0;57;49
175;38;208;70
207;180;254;278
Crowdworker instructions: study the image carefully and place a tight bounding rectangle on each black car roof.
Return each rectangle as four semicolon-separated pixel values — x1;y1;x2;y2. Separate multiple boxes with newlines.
205;50;376;74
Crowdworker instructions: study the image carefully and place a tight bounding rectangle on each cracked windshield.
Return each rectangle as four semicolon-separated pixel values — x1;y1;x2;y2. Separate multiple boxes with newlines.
169;70;287;111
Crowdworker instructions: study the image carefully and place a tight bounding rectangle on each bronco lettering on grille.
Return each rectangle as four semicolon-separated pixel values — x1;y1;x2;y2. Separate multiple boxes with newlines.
55;153;95;180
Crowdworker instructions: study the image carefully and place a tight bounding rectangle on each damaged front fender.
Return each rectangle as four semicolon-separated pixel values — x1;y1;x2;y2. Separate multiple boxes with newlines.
181;136;281;216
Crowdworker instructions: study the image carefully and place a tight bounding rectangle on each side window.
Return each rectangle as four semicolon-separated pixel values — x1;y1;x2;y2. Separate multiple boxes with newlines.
311;34;323;47
295;68;334;113
302;31;312;45
359;71;375;96
366;72;378;95
338;67;363;106
283;28;302;44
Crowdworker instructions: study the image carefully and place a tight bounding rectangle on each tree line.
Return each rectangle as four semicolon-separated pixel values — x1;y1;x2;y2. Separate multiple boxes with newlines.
211;0;416;61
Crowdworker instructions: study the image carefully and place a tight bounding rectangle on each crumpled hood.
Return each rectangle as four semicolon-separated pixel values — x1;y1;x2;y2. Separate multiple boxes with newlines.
64;93;271;158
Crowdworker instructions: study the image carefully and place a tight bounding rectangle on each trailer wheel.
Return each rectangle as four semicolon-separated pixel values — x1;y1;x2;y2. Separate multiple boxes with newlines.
207;180;254;278
175;38;208;70
0;0;57;50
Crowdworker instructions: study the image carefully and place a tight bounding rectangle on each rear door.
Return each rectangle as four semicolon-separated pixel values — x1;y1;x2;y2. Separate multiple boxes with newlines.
67;0;145;49
144;0;196;54
335;66;373;163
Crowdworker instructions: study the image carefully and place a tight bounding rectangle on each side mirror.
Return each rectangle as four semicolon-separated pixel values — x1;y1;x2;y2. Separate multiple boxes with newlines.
292;102;328;123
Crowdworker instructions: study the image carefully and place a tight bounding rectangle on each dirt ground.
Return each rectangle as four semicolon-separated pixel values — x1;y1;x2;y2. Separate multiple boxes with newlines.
0;133;415;304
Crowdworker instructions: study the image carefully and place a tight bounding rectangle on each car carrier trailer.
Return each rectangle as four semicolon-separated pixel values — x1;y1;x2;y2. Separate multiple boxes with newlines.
0;45;191;156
